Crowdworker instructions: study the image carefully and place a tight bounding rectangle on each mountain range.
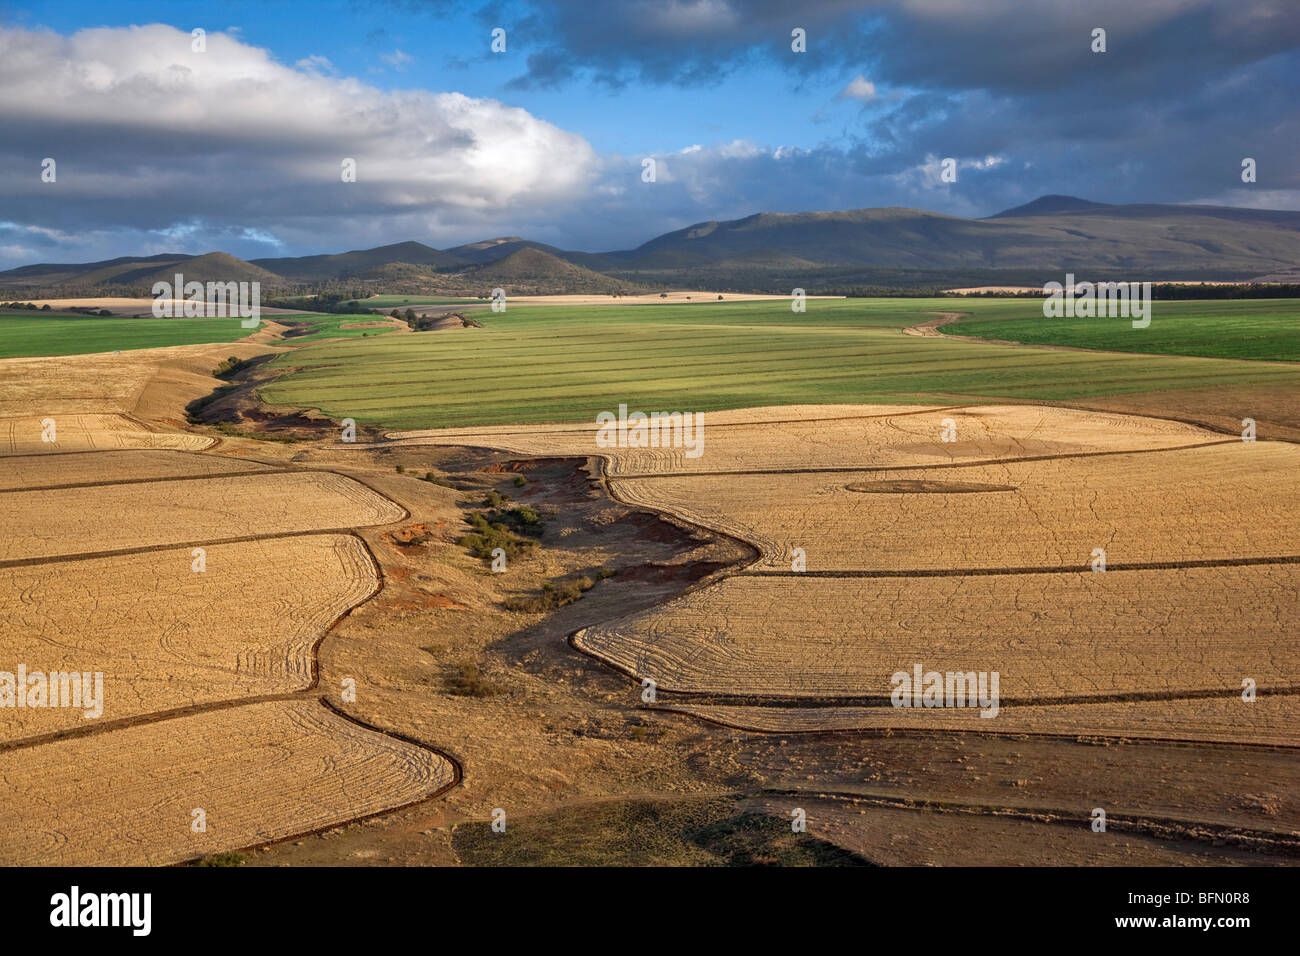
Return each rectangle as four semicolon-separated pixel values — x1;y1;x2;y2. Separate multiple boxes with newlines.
4;196;1298;296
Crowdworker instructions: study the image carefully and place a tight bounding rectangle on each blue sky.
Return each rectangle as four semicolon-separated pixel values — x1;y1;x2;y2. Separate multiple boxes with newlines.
0;0;1296;266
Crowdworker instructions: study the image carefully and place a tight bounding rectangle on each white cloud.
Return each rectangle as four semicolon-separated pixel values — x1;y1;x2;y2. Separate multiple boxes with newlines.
0;24;598;238
838;75;877;101
380;48;413;70
295;54;336;75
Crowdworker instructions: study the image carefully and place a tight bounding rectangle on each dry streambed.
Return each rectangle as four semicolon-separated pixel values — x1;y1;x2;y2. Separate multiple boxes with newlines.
389;403;1300;747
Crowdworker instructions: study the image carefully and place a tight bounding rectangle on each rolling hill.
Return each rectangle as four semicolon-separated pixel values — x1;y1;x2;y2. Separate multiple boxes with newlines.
3;196;1297;295
252;241;470;282
459;247;633;294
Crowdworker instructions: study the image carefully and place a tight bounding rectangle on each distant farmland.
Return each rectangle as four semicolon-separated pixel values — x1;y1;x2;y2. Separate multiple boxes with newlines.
260;298;1300;430
945;298;1300;361
0;313;253;358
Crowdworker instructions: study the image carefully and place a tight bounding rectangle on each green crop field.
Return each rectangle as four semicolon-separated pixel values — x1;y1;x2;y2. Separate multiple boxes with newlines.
945;298;1300;360
275;313;408;342
0;313;254;358
260;298;1300;429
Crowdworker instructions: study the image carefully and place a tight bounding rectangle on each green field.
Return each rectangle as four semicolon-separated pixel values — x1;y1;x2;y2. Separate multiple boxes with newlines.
275;313;409;342
261;298;1300;429
0;313;254;358
945;299;1300;360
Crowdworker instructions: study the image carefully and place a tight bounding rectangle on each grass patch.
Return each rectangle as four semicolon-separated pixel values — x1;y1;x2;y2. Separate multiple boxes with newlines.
195;851;247;867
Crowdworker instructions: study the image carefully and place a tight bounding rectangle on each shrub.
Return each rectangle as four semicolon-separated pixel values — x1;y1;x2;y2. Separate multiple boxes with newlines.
446;661;502;697
212;355;243;377
457;511;538;560
512;475;527;487
503;573;598;613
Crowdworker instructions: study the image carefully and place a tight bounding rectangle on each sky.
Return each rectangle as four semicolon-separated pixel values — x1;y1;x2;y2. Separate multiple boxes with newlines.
0;0;1297;268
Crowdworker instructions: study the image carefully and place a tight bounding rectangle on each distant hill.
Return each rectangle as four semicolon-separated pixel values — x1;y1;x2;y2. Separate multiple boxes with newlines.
134;252;282;288
0;253;195;288
444;237;562;264
603;201;1300;278
460;247;633;294
988;195;1112;218
253;241;469;281
4;196;1298;295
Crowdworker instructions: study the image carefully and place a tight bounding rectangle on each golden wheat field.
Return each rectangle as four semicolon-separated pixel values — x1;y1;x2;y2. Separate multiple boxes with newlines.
669;695;1300;746
574;566;1299;701
0;448;265;490
0;535;378;738
739;797;1258;866
0;471;405;562
0;414;214;456
0;699;455;866
611;441;1300;571
386;404;1222;476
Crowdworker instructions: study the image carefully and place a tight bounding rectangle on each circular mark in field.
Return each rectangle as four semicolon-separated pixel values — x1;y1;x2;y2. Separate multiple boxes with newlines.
845;479;1016;494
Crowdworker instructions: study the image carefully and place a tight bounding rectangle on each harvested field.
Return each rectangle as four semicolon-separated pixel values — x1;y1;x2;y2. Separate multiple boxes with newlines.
0;448;270;490
612;442;1300;571
0;349;198;415
845;479;1016;493
0;471;404;562
740;797;1271;866
668;695;1300;747
386;404;1222;477
574;567;1300;702
0;535;378;739
0;414;213;456
0;699;455;865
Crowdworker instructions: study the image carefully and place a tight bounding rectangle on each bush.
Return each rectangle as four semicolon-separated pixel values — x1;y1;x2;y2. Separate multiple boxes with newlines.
503;573;598;613
512;475;527;487
457;511;538;560
212;355;243;377
446;661;502;697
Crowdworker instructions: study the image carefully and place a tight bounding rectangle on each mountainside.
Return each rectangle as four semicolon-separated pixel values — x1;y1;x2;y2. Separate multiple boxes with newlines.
135;252;283;288
252;241;469;281
605;200;1300;277
3;197;1297;295
445;237;570;265
460;247;633;294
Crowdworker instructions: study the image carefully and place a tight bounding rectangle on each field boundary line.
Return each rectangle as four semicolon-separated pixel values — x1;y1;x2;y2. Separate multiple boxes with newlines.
654;703;1300;751
0;467;278;493
741;553;1300;577
753;789;1300;856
